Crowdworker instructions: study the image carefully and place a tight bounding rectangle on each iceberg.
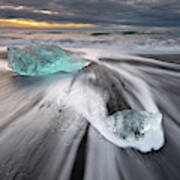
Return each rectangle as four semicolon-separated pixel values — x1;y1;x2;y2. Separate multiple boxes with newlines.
7;43;90;76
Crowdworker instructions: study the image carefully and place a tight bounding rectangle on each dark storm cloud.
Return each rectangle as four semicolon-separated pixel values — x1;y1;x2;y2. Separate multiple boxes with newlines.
0;0;180;27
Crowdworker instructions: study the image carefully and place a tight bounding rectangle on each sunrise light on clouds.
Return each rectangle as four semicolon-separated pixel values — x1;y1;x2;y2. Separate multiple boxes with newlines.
0;18;96;28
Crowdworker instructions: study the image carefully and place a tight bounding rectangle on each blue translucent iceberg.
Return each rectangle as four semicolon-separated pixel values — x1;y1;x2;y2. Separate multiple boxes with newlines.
7;43;90;76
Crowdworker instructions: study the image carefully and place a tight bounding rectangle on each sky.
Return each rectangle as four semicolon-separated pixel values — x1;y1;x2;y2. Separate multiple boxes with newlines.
0;0;180;28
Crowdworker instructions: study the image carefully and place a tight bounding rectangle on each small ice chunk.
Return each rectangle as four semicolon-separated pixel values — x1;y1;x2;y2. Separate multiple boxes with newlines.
98;109;165;152
7;43;90;76
106;110;161;141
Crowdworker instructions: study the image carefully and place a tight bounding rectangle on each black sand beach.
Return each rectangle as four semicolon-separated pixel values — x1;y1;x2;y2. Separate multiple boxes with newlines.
0;48;180;180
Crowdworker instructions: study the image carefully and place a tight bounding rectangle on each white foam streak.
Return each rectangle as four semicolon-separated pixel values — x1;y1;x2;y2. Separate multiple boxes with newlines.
43;69;164;152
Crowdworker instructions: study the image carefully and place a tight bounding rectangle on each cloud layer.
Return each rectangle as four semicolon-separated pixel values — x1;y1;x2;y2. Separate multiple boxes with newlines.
0;0;180;27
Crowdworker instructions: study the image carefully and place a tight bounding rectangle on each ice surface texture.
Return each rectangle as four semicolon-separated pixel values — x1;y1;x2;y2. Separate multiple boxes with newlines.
106;110;162;142
7;43;90;76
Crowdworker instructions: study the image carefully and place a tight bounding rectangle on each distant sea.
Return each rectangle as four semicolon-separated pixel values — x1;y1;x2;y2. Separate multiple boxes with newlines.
0;29;180;53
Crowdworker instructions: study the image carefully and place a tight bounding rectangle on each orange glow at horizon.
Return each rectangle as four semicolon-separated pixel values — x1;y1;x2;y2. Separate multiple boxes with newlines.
0;19;96;28
152;27;169;31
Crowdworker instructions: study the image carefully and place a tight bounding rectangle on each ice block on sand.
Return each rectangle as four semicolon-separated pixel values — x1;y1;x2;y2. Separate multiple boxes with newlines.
7;43;90;76
106;110;162;141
